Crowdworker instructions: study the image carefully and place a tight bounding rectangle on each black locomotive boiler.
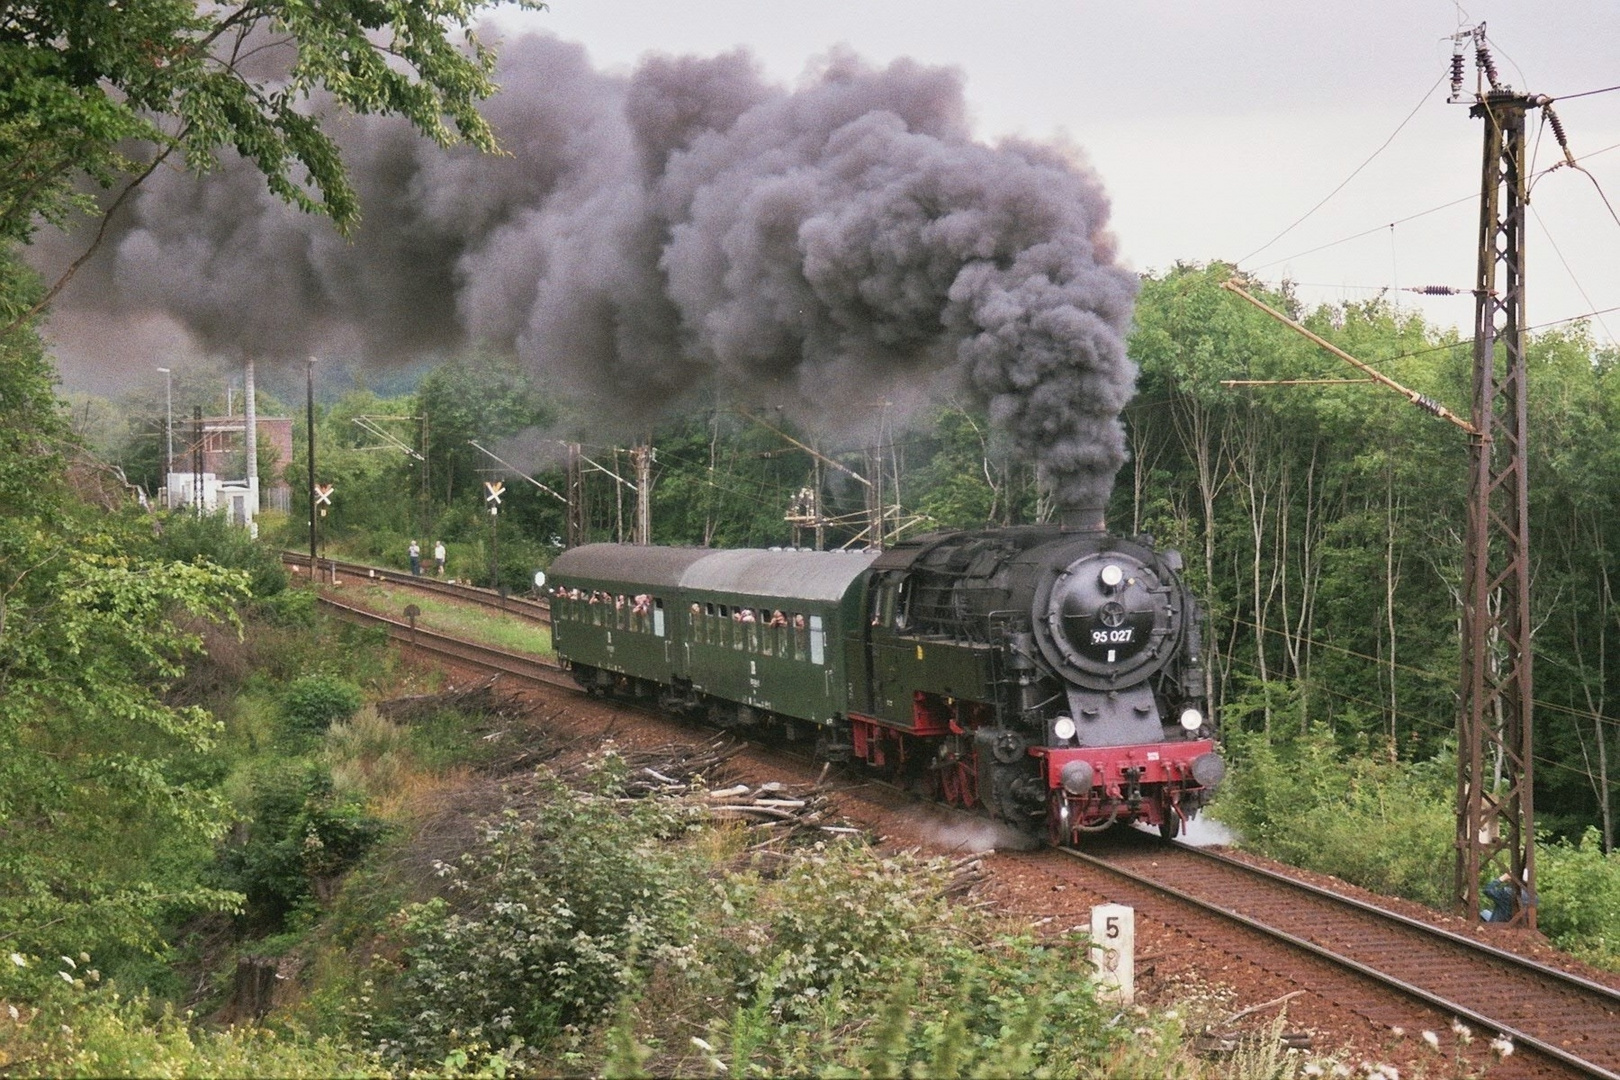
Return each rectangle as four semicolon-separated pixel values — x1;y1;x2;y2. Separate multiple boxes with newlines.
548;511;1223;843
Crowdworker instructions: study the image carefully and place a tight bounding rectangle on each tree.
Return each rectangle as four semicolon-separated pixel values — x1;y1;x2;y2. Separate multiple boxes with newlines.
0;253;251;964
1;0;540;327
0;0;543;968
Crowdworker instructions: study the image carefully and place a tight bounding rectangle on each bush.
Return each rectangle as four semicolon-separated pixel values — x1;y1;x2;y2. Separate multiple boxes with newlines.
216;761;389;929
1212;725;1456;907
361;763;698;1068
1537;827;1620;968
280;676;364;736
0;979;382;1078
153;512;288;599
254;587;317;628
339;752;1177;1077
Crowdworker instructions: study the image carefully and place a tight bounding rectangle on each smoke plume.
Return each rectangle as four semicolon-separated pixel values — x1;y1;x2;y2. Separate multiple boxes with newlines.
38;32;1139;508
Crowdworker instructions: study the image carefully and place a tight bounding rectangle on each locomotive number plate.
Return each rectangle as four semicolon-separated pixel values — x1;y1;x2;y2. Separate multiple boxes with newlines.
1090;628;1135;645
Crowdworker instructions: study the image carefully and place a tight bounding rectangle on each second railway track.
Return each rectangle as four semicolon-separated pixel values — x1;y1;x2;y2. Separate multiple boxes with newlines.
284;551;552;624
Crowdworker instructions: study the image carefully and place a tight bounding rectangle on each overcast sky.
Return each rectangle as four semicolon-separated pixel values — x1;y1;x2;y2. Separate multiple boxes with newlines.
494;0;1620;347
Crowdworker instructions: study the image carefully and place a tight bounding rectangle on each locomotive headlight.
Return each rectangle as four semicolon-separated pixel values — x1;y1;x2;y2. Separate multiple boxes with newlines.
1060;760;1095;795
1052;715;1077;741
1099;564;1124;590
1179;707;1204;732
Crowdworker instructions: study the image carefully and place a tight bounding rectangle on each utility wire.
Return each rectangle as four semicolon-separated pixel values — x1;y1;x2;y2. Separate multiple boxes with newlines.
1247;139;1620;275
1239;71;1450;268
1529;203;1620;343
1552;83;1620;102
1220;610;1620;736
1217;648;1614;793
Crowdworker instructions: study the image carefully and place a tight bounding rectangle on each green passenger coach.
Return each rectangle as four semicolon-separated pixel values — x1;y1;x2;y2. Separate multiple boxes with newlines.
548;544;880;739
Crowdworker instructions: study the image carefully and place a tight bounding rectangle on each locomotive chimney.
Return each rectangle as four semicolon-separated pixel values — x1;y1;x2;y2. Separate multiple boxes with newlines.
1058;505;1106;533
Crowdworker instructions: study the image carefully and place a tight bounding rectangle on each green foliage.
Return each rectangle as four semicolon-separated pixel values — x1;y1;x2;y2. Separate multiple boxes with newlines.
362;763;698;1067
333;754;1165;1076
417;351;557;511
0;530;251;960
1536;828;1620;968
256;586;318;628
216;760;388;929
0;977;383;1078
152;512;288;599
280;675;365;736
736;844;955;1017
1213;726;1456;907
0;0;541;247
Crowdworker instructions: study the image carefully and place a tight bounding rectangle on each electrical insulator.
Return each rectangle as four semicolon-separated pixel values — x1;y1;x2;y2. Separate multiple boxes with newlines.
1449;51;1466;102
1476;42;1501;91
1546;106;1570;149
1405;285;1462;296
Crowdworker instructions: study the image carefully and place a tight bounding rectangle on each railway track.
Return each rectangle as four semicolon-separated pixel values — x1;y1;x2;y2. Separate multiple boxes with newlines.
1069;837;1620;1079
283;551;551;624
317;592;571;689
322;596;1620;1076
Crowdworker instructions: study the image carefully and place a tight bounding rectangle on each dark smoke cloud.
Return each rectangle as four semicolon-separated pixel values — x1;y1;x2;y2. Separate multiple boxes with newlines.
37;32;1138;508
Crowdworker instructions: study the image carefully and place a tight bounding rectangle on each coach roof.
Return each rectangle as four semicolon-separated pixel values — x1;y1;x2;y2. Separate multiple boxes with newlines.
549;543;712;591
679;548;880;603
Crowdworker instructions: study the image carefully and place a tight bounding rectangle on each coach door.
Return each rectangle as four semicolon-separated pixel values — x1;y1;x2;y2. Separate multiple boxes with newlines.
864;572;911;723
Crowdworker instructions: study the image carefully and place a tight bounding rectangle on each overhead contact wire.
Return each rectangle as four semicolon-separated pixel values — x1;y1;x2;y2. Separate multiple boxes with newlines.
1239;71;1450;269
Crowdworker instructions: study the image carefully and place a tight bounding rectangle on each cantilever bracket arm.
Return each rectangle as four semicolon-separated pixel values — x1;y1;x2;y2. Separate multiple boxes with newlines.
1221;280;1479;436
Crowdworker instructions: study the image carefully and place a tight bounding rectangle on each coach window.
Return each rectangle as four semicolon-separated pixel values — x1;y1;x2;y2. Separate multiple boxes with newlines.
653;598;666;637
809;614;826;665
793;613;808;659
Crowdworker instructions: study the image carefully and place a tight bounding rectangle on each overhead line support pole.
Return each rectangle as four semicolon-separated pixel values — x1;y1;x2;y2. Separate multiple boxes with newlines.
307;358;317;568
1457;89;1536;928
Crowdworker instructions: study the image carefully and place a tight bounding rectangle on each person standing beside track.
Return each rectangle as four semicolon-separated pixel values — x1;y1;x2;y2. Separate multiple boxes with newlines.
408;539;422;576
434;539;446;577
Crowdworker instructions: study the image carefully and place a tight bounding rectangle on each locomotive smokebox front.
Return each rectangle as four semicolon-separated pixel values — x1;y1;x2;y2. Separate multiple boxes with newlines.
1031;542;1184;693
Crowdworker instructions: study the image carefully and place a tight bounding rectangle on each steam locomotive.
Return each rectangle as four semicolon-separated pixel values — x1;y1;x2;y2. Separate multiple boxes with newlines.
547;511;1223;843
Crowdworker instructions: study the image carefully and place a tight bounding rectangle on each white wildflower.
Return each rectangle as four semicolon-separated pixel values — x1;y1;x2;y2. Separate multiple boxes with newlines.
1450;1018;1473;1044
1303;1064;1325;1078
691;1037;714;1054
8;953;25;968
1421;1030;1440;1051
1490;1036;1514;1058
58;971;74;984
1389;1026;1404;1038
59;955;75;969
7;1004;18;1020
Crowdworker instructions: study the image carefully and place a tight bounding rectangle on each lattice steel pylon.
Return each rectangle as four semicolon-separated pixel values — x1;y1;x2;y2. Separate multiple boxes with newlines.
1455;86;1536;927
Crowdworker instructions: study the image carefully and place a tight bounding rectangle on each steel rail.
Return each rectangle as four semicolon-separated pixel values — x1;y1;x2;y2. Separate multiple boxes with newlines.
1062;845;1620;1080
1175;841;1620;1007
316;593;571;689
